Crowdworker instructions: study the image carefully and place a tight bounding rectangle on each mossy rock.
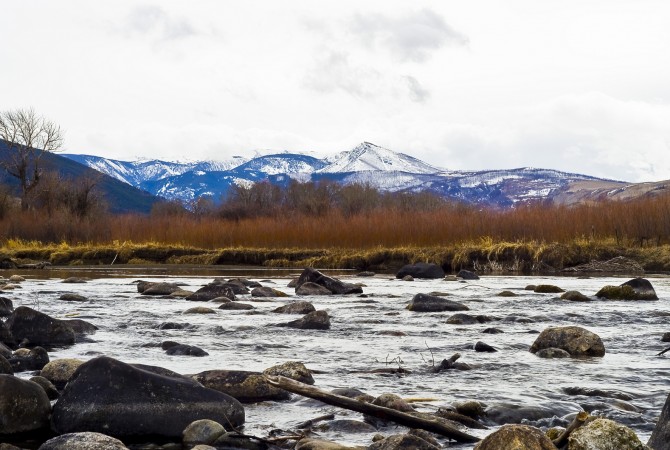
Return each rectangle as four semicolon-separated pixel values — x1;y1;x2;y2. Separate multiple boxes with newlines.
568;418;649;450
497;290;517;297
595;284;657;300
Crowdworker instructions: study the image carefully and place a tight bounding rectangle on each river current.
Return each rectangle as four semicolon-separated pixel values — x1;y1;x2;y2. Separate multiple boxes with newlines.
6;268;670;448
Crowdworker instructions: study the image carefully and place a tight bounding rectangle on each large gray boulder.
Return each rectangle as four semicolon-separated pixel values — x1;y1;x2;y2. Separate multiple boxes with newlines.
649;392;670;449
38;432;129;450
0;375;51;434
51;356;244;438
396;263;445;279
407;293;469;312
529;326;605;357
596;277;658;300
295;268;362;295
6;306;75;346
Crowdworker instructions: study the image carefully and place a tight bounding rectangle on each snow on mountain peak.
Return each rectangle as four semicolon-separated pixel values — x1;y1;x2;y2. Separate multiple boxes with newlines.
318;142;441;174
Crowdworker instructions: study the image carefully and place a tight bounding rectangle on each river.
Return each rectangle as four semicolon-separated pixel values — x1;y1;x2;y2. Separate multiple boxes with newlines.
6;268;669;448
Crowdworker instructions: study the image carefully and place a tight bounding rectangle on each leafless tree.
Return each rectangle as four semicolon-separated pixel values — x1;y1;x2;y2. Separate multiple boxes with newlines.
0;108;63;209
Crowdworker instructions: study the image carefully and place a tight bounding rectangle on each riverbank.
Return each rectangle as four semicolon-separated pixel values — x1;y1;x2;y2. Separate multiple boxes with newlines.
2;239;670;272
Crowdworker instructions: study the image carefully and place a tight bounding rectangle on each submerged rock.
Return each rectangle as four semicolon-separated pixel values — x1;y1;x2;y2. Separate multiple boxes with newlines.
530;326;605;357
273;301;316;314
569;418;648;450
193;370;290;403
396;263;445;279
534;285;565;294
457;269;480;280
296;268;363;295
407;293;469;312
281;310;331;330
535;348;571;358
186;283;237;301
473;424;555;449
0;375;51;434
561;291;591;302
52;356;244;437
162;342;209;357
38;432;129;450
251;286;288;297
596;277;658;300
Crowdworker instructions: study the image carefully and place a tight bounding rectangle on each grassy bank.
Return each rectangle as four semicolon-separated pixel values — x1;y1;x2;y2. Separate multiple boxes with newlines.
3;238;670;273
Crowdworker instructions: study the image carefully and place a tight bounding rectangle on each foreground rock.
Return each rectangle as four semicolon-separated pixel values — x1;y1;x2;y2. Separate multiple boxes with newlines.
569;418;648;450
139;282;182;296
473;424;555;449
40;358;85;389
296;268;363;295
407;293;469;312
596;277;658;300
0;375;51;434
530;326;605;357
296;282;333;296
649;391;670;450
396;263;445;279
6;306;75;346
52;356;244;437
38;432;128;450
192;370;290;402
561;291;591;302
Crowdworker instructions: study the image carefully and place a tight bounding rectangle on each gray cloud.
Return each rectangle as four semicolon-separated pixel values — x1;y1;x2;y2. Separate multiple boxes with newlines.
124;5;197;41
405;76;430;102
349;9;468;62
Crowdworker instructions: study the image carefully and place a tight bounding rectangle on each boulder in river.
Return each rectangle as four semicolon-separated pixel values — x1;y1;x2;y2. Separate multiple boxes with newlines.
457;269;480;280
58;293;88;302
217;302;255;311
6;306;75;346
0;375;51;434
192;370;290;403
162;341;209;357
9;346;50;372
186;283;237;302
407;293;469;312
40;358;85;389
30;375;59;400
530;326;605;357
473;424;556;449
264;361;315;385
273;301;316;314
140;282;182;296
533;284;565;293
561;291;591;302
535;348;571;358
396;263;445;279
595;277;658;300
649;391;670;450
51;356;244;437
251;286;288;297
368;433;440;450
281;310;331;330
38;432;129;450
569;417;648;450
0;297;13;316
296;268;363;295
296;282;333;296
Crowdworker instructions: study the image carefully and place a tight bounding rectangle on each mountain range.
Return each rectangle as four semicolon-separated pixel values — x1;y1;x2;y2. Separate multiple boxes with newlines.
65;142;663;208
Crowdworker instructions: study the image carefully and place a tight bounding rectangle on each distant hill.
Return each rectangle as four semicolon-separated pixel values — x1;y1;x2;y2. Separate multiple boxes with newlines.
0;140;159;213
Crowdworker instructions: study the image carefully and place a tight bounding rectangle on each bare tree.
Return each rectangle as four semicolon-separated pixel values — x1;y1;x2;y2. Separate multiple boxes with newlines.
0;108;63;209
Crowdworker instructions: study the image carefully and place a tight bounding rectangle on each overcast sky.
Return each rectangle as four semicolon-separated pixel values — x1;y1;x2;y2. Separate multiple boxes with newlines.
2;1;670;182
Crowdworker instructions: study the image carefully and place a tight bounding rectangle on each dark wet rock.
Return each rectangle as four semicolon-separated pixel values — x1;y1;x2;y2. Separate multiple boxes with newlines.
287;278;299;288
0;297;13;316
396;263;445;279
596;277;658;300
0;342;12;359
447;313;493;324
141;282;183;296
296;268;363;295
485;403;570;425
30;375;59;400
474;341;497;352
564;256;644;274
533;284;565;293
183;306;216;315
38;432;129;450
368;433;440;450
52;356;244;437
214;279;250;295
263;361;314;385
649;391;670;449
0;354;12;374
0;320;14;347
158;322;191;330
535;347;571;358
0;375;51;434
58;293;88;302
497;290;517;297
295;438;364;450
273;301;316;314
187;283;237;301
62;277;88;284
193;370;290;403
251;286;288;297
570;417;647;450
218;302;255;310
281;310;331;330
663;332;670;342
6;306;75;346
358;271;375;277
561;290;591;302
454;400;486;419
40;358;84;389
407;293;469;312
63;319;98;336
182;419;226;446
473;424;556;449
9;346;50;372
402;275;414;281
226;277;262;288
208;296;232;303
314;419;376;434
563;387;635;401
164;343;209;357
436;353;472;371
483;327;504;334
457;269;480;280
525;285;537;290
530;326;605;357
296;282;333;295
0;258;17;269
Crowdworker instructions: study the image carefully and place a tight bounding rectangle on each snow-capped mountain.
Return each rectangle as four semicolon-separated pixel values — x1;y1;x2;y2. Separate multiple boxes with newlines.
63;143;620;206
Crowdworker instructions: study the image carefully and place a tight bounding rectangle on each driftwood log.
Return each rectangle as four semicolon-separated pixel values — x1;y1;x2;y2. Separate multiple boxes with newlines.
264;375;480;443
552;411;589;448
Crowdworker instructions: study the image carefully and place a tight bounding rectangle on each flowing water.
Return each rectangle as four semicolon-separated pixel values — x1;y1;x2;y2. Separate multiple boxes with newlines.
6;268;670;448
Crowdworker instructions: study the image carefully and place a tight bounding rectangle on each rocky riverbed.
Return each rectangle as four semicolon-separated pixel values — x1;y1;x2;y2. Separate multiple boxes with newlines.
0;268;668;449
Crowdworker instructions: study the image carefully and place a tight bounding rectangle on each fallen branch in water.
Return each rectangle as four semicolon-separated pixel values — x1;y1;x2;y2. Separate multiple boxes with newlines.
552;411;589;448
657;346;670;356
264;375;480;444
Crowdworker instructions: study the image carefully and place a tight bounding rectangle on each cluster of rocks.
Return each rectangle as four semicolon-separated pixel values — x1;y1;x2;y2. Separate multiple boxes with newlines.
395;262;480;281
